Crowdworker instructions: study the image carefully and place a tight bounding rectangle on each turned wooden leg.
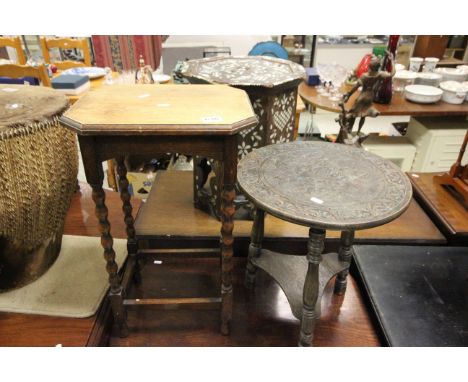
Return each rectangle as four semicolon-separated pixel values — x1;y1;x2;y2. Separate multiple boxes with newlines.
116;157;140;285
245;208;265;288
220;136;236;335
334;230;355;296
92;185;128;338
299;228;325;347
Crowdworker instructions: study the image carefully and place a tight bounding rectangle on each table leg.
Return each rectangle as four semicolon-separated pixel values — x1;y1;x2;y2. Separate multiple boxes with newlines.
220;136;236;335
245;208;265;288
79;137;128;338
91;178;128;338
333;230;355;296
116;157;140;284
299;227;325;347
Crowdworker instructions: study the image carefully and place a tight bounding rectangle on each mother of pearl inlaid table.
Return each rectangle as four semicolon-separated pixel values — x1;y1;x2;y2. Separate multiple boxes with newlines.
179;56;306;218
60;84;257;337
237;141;412;346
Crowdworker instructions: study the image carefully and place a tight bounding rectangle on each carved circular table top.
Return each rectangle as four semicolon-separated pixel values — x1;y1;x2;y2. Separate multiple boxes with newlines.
0;85;68;132
237;141;412;230
180;56;306;88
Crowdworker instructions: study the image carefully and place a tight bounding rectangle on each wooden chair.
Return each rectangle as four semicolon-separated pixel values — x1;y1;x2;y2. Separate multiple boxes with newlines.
40;37;91;70
0;36;27;65
0;64;51;87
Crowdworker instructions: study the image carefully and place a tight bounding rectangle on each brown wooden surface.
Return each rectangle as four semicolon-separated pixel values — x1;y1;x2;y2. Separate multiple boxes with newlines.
0;184;141;346
409;172;468;245
135;171;445;244
0;36;26;65
299;82;468;117
110;256;379;347
62;84;257;136
412;35;450;60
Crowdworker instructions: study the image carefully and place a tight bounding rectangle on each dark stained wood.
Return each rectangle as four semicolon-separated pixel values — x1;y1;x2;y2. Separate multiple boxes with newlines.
135;171;446;245
109;257;380;347
412;35;450;60
299;82;468;117
0;185;141;347
409;172;468;245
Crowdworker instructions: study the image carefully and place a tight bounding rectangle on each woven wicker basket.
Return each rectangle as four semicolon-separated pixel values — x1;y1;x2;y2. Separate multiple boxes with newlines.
0;85;78;291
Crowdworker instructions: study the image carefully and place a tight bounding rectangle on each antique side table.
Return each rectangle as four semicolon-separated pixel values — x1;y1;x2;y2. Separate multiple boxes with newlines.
179;56;306;218
60;84;257;336
237;141;413;346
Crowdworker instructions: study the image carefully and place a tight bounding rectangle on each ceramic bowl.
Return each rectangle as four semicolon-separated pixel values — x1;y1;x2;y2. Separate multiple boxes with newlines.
439;81;468;104
435;67;468;82
393;70;418;92
464;82;468;101
457;65;468;74
404;84;443;104
395;63;406;71
415;72;442;87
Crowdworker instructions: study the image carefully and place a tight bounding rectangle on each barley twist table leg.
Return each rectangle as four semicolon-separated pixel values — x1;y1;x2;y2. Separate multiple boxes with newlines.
333;230;355;296
116;157;140;284
245;208;265;288
220;136;237;335
92;185;128;338
299;227;325;347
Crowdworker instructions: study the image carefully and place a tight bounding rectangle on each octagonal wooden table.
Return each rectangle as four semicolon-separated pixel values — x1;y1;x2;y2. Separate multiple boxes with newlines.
237;141;413;346
180;56;306;218
60;84;257;337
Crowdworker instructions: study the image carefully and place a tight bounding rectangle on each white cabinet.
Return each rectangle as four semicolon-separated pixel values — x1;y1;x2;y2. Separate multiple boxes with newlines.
406;117;468;172
362;135;416;172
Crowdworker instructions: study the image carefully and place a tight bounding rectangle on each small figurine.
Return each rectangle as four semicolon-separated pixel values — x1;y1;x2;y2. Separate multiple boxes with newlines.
336;52;395;146
135;55;154;84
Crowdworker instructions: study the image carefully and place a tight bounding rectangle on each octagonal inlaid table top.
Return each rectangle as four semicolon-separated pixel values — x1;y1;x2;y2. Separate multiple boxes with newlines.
180;56;306;88
237;141;413;230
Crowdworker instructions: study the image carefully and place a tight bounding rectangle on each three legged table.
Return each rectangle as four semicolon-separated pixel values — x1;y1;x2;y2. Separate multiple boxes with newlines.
237;141;413;346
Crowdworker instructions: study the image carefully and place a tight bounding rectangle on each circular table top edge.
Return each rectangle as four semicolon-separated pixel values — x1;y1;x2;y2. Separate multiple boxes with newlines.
237;141;413;231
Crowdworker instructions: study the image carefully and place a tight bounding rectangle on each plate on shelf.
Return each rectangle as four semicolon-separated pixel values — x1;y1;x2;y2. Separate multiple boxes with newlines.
61;67;106;79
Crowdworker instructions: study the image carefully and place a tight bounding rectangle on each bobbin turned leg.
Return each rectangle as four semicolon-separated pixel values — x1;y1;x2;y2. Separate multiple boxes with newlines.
92;184;128;338
333;230;355;296
116;157;140;285
220;136;237;335
245;209;265;288
299;228;325;347
79;136;128;338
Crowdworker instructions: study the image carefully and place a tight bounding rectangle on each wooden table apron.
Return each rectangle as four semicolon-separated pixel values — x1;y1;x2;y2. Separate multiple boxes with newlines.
76;132;238;335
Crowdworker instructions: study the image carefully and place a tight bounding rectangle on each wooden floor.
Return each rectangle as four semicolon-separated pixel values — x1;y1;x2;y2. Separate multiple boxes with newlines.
110;256;380;347
0;182;381;346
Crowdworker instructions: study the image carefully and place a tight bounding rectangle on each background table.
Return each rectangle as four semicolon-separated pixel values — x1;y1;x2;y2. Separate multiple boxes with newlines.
299;82;468;117
60;84;257;336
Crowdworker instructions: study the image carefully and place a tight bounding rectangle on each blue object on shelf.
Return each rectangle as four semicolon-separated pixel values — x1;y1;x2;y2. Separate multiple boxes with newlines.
306;67;320;86
51;74;89;89
0;76;39;85
248;41;289;60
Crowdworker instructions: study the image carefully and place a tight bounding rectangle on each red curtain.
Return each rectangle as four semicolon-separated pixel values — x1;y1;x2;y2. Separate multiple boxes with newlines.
91;35;162;72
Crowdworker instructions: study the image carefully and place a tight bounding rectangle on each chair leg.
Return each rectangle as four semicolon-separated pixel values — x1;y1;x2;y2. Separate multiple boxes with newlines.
333;230;355;296
245;208;265;289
